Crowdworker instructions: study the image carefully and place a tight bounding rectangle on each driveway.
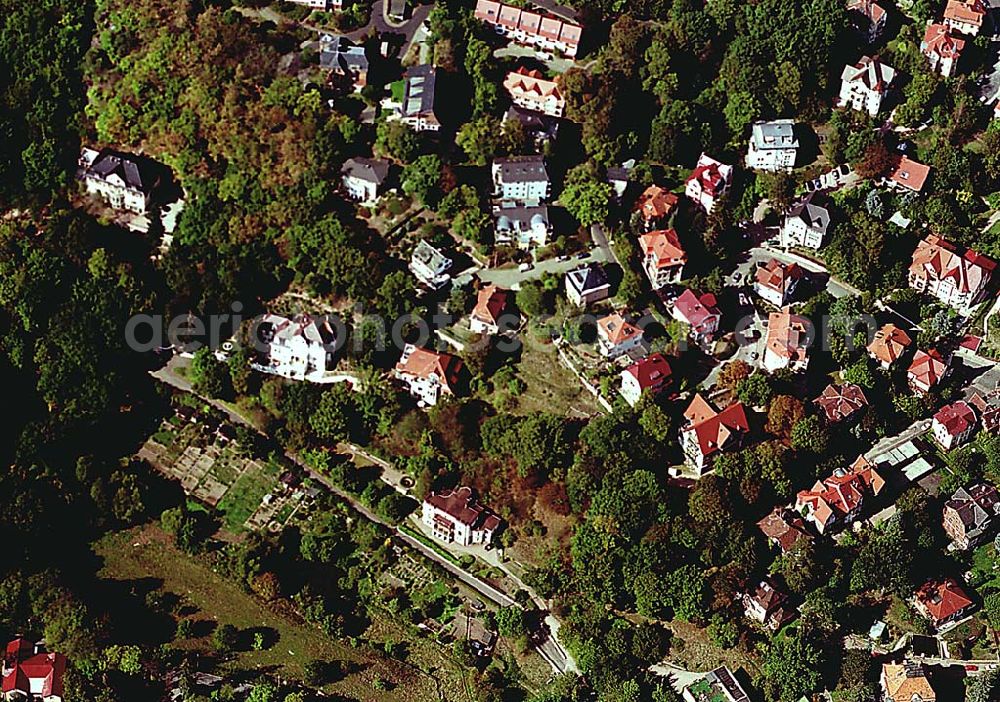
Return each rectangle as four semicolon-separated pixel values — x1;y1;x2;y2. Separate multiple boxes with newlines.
736;244;860;299
478;245;610;289
345;0;433;55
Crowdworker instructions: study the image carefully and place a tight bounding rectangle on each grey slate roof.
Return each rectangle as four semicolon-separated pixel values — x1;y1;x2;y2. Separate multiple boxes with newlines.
566;263;609;295
403;65;438;118
750;120;799;151
319;34;369;73
87;151;149;192
947;483;1000;542
495;205;549;230
503;105;560;139
788;196;831;232
341;157;390;185
495;155;549;184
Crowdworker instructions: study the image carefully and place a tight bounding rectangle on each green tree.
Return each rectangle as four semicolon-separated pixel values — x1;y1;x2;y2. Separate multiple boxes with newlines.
402;155;443;207
561;179;613;227
375;121;419;163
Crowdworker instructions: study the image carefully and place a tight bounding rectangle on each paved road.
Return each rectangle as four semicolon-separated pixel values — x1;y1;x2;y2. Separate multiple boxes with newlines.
478;245;609;289
735;244;859;299
345;0;433;53
864;418;933;461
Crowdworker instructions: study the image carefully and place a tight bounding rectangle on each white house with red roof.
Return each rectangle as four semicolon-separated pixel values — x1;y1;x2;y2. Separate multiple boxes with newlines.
254;313;338;381
474;0;583;57
763;308;812;373
684;153;732;214
619;353;671;407
815;382;869;425
754;259;803;307
470;285;513;335
908;349;951;395
639;229;687;289
908;234;996;315
422;486;502;546
943;0;987;36
932;400;977;450
914;577;976;630
671;289;721;342
596;313;645;359
394;344;464;407
847;0;888;43
634;185;678;231
886;155;931;193
795;456;886;534
679;394;750;476
867;323;913;369
838;56;897;116
921;23;966;77
503;67;565;118
2;639;66;702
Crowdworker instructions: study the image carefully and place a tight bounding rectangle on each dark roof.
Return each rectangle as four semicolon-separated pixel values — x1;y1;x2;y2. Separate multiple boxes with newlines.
503;105;560;137
566;262;608;295
494;155;549;184
342;157;390;185
319;34;369;73
403;65;438;118
85;150;151;193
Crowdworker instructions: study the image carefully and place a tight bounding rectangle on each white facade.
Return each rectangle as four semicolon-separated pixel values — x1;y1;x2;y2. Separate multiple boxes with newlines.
492;158;550;204
421;487;500;546
253;314;337;381
343;175;377;202
410;240;453;289
746;120;798;172
684;154;732;214
838;57;896;117
779;199;830;250
79;148;152;214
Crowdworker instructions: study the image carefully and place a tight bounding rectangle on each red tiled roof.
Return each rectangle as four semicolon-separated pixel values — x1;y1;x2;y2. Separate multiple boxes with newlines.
686;154;730;197
910;234;996;296
765;308;811;362
395;346;463;393
636;185;679;221
796;457;885;529
868;323;912;365
908;349;949;390
755;259;803;295
623;353;672;392
683;394;749;459
597;313;642;346
815;382;869;424
916;578;974;624
425;486;501;531
889;155;931;192
934;400;977;437
847;0;887;23
923;22;966;60
1;641;65;700
504;67;563;102
640;229;687;269
471;285;511;327
944;0;986;27
757;508;811;552
673;289;720;331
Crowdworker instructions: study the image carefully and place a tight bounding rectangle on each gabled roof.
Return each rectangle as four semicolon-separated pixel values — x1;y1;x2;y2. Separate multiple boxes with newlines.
944;0;987;27
888;155;931;192
815;383;868;424
597;313;642;346
673;289;720;329
566;263;608;295
840;55;896;92
425;486;501;531
622;353;671;392
868;323;912;365
341;157;389;185
915;577;974;623
933;400;976;437
922;22;966;60
847;0;887;24
745;578;788;614
83;149;151;193
908;349;949;389
686;153;732;197
471;285;511;327
765;308;811;363
946;483;1000;533
640;229;687;268
910;234;996;295
796;457;885;528
757;508;811;552
1;641;65;700
503;67;563;103
395;345;463;392
755;259;803;295
881;662;936;701
682;394;750;459
494;155;549;184
319;34;369;73
635;185;679;221
786;196;830;234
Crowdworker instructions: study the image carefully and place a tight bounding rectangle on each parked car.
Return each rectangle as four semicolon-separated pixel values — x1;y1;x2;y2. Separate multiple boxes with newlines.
576;252;589;259
518;262;533;272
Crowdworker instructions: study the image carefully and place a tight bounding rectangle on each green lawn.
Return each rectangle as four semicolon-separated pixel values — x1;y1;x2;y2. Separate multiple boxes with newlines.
511;340;602;417
215;467;279;531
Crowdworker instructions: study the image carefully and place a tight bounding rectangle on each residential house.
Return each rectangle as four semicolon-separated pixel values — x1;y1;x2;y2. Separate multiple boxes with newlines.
742;578;796;631
681;667;751;702
254;314;338;380
606;165;631;200
679;394;750;476
847;0;888;43
494;205;551;249
684;153;732;214
410;240;453;289
620;353;671;407
340;157;390;203
943;0;987;36
970;389;1000;432
400;65;441;132
640;229;687;289
932;400;977;450
908;349;951;395
795;456;886;534
746;120;799;172
2;639;66;702
815;382;869;425
394;344;464;406
78;147;157;215
886;155;931;193
504;105;560;148
754;259;803;307
635;185;679;231
492;156;550;204
470;285;514;335
908;234;996;315
880;662;937;702
319;34;369;90
867;323;913;368
763;308;811;373
944;483;1000;550
422;486;501;546
838;56;897;116
474;0;583;58
672;289;721;342
503;67;565;117
596;313;645;359
757;507;812;553
914;577;976;630
779;195;831;250
921;23;966;78
565;263;610;307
